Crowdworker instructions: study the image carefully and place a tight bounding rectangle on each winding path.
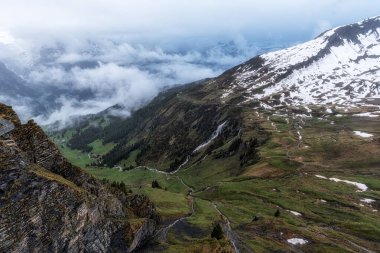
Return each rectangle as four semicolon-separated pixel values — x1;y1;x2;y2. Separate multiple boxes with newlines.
132;121;243;252
212;203;241;253
135;164;241;252
153;195;195;241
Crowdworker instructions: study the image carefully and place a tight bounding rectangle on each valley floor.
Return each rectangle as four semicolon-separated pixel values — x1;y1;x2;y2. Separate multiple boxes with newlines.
52;110;380;253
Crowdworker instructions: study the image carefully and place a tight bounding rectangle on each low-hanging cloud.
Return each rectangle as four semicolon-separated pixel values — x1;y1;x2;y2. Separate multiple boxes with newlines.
0;0;379;127
22;40;234;127
0;94;35;122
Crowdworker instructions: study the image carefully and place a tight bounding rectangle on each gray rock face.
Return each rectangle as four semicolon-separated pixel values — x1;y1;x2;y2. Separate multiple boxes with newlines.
0;103;159;252
128;219;157;253
0;119;14;136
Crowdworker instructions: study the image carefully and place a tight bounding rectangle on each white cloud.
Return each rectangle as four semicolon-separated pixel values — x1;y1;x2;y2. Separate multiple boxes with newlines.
34;96;115;128
29;66;68;85
0;30;15;45
0;95;34;121
313;20;333;37
0;0;379;44
0;0;379;127
27;55;224;126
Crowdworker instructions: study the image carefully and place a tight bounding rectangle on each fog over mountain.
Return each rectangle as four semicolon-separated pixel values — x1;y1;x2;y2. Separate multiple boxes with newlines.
0;36;269;127
0;0;379;126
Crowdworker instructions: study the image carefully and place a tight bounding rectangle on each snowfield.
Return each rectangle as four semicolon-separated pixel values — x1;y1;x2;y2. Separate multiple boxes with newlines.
220;17;380;112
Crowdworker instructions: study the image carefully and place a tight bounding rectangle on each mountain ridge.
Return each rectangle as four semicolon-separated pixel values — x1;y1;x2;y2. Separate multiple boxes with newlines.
216;16;380;110
57;16;380;170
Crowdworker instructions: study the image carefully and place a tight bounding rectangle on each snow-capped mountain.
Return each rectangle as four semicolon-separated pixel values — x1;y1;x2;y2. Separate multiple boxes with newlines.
219;16;380;110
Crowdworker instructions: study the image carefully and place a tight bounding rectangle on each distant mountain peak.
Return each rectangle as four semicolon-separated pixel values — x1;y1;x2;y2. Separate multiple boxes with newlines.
319;16;380;46
217;16;380;110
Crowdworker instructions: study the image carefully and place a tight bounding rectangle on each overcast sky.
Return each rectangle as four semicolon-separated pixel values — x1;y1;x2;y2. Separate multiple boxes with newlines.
1;0;379;47
0;0;379;126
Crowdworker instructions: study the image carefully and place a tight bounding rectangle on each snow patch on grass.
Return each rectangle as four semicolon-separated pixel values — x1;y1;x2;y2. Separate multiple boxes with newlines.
353;112;379;118
315;175;368;191
287;238;308;245
353;131;373;138
288;210;302;216
361;198;375;204
329;178;368;191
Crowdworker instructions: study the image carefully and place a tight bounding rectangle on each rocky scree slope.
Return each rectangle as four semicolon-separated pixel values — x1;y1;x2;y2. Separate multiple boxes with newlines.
0;103;159;253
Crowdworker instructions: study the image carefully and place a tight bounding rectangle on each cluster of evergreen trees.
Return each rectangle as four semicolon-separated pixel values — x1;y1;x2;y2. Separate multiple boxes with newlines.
239;137;261;167
102;141;142;167
151;180;161;189
211;224;224;240
101;179;132;195
68;126;102;152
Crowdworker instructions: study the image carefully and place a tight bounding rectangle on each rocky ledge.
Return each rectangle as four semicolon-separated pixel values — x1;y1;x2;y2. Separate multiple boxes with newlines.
0;103;159;252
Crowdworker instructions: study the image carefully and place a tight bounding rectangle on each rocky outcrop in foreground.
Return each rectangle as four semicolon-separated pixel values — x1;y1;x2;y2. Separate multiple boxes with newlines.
0;103;159;252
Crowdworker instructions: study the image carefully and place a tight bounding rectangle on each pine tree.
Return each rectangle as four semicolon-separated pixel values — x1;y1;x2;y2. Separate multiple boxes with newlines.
211;224;224;240
152;180;161;189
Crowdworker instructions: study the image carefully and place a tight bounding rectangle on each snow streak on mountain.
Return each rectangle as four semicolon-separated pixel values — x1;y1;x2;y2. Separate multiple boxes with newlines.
220;17;380;110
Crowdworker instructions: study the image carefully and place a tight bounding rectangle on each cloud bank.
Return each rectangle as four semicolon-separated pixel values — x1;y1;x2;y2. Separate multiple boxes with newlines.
1;37;257;127
0;0;378;127
1;0;379;44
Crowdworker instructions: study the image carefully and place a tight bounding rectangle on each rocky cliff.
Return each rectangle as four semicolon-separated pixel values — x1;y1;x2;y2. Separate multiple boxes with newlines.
0;103;159;252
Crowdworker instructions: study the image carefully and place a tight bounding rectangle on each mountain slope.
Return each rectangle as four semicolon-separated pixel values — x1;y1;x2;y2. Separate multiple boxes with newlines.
219;16;380;108
60;16;380;170
0;103;159;252
52;17;380;252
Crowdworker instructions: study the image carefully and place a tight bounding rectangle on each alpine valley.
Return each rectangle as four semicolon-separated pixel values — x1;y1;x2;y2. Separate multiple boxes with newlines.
2;17;380;252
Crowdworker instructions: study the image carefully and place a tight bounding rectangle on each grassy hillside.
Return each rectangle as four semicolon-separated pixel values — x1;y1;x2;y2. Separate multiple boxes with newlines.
50;105;380;252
